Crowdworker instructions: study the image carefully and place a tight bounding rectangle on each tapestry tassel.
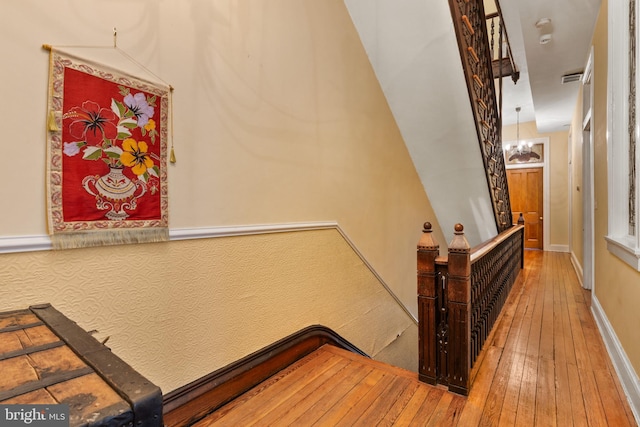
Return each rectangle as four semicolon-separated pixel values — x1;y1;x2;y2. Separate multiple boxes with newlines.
169;85;176;164
48;110;59;131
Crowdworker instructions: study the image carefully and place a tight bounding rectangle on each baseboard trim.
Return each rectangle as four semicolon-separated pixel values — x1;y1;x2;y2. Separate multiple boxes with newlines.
162;325;367;426
547;244;569;252
570;251;584;288
591;295;640;424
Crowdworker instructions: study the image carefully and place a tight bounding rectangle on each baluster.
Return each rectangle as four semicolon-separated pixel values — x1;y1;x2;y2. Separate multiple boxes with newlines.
490;17;496;60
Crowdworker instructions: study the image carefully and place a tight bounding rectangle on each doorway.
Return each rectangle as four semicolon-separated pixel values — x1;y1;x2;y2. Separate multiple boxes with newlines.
507;168;544;249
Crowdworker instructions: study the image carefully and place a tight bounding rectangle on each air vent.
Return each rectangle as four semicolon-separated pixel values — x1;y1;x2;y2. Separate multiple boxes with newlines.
561;72;583;84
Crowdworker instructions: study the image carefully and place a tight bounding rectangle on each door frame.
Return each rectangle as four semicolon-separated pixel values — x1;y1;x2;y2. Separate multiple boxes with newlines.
503;137;550;251
581;48;595;291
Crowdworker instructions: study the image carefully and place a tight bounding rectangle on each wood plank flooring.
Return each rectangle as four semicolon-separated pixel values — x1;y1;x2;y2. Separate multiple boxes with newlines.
190;251;637;426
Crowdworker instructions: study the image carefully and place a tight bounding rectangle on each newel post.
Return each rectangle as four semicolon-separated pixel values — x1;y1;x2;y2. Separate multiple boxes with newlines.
447;223;472;395
417;222;440;385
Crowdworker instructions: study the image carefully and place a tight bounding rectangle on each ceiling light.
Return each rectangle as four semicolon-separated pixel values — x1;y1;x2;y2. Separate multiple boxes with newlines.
505;107;541;163
539;34;552;45
535;18;552;28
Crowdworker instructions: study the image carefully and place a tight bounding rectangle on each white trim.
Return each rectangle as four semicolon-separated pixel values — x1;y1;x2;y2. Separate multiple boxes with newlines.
547;244;569;253
0;222;338;254
582;46;596;291
568;129;574;259
503;137;550;251
505;162;544;169
570;251;584;288
168;222;339;241
332;226;418;324
607;0;628;229
606;0;640;271
591;295;640;425
0;235;53;253
0;222;418;324
605;235;640;270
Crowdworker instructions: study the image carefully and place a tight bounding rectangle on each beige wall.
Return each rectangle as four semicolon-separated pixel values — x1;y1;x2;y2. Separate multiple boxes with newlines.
0;230;418;394
502;122;570;249
588;0;640;374
0;1;446;393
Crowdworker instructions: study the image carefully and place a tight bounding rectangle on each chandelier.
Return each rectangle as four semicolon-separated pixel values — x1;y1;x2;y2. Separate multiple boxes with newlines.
504;107;541;163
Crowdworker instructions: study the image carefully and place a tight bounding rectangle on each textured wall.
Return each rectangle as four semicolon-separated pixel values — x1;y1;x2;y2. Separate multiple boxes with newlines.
0;0;445;394
0;0;445;318
0;229;416;394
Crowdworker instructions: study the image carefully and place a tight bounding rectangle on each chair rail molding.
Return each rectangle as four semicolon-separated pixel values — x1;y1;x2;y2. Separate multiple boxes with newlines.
0;222;338;253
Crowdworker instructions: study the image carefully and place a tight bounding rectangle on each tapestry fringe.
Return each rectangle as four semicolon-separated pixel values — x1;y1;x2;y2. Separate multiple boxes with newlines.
51;228;169;250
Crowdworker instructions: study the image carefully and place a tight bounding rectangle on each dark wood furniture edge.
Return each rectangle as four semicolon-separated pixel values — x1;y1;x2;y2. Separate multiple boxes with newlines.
0;366;94;402
162;324;368;427
28;303;163;427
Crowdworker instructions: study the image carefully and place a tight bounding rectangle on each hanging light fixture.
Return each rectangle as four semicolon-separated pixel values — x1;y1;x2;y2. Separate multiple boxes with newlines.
504;107;540;163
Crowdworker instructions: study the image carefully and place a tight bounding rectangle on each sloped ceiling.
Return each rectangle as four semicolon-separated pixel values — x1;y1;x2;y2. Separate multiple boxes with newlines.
499;0;601;132
344;0;498;246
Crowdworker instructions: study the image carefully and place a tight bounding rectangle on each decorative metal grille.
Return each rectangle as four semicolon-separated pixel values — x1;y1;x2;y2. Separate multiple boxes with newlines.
449;0;513;233
469;230;522;365
417;223;524;395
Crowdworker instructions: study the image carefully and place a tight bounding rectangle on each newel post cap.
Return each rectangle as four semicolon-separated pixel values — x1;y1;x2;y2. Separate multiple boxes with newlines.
449;223;470;253
417;222;439;251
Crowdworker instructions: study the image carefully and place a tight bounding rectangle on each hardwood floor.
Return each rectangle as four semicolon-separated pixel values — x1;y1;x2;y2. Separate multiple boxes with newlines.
187;251;637;426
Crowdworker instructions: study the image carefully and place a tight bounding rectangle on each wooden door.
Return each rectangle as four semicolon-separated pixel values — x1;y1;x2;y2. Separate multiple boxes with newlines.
507;168;543;249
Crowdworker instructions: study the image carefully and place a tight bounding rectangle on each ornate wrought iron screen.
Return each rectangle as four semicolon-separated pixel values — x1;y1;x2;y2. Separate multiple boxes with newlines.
448;0;514;232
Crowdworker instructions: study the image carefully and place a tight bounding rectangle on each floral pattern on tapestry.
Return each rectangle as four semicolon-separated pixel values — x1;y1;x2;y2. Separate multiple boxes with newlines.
46;50;169;248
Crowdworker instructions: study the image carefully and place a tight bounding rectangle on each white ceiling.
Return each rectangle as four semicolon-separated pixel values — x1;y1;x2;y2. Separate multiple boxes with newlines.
344;0;499;245
342;0;601;243
499;0;601;133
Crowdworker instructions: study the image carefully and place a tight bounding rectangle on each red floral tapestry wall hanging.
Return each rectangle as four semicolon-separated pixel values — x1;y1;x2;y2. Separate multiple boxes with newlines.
46;49;169;249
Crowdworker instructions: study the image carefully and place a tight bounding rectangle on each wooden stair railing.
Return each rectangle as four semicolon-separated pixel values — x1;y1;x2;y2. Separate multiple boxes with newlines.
448;0;514;233
418;222;524;395
487;10;519;84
